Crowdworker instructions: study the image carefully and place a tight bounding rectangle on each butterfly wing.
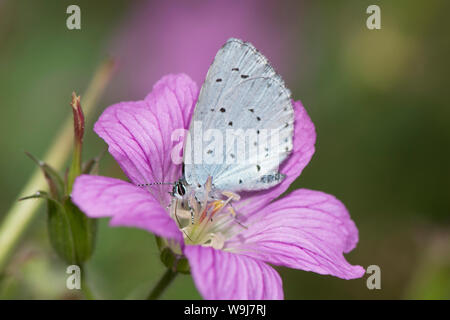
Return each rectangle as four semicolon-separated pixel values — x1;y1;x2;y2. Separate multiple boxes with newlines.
184;38;294;193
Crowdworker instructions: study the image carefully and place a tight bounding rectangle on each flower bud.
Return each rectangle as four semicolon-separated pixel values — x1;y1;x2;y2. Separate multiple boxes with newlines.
67;92;85;193
21;92;97;265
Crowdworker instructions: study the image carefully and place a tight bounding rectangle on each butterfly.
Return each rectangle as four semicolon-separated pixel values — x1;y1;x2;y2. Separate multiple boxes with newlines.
172;38;294;213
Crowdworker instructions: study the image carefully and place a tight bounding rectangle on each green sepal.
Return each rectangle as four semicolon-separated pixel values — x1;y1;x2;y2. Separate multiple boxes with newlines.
46;196;97;265
18;190;49;201
155;236;165;252
82;150;106;175
160;248;176;270
25;151;65;201
46;196;77;263
174;257;190;274
156;236;190;274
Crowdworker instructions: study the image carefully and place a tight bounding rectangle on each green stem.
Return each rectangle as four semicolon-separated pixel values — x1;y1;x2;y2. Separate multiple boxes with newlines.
67;136;83;194
146;268;178;300
80;265;96;300
0;59;115;272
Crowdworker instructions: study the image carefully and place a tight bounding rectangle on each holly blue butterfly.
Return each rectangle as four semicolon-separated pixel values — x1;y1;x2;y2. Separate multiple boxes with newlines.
173;38;294;207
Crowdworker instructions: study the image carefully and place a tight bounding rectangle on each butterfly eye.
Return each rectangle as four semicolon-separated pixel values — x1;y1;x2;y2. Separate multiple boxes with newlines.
177;183;186;196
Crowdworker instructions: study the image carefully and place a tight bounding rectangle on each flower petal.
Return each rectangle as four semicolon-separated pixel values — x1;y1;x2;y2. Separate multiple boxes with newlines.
94;74;198;205
226;189;364;280
235;100;316;216
72;175;182;242
184;245;283;300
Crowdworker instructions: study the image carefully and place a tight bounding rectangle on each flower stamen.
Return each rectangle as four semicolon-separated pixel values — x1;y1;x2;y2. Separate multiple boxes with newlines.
170;177;247;250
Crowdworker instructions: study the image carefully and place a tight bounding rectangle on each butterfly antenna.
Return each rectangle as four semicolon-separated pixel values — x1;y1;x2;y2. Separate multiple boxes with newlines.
137;182;174;187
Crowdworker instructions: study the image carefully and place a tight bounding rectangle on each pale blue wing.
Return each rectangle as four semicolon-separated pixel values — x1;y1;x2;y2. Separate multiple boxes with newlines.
184;38;294;193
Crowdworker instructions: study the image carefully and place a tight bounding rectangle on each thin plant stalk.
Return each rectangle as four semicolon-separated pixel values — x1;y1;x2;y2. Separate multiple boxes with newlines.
146;268;178;300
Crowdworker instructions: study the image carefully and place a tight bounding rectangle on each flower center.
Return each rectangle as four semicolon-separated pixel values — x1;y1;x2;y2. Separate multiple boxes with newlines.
169;183;245;250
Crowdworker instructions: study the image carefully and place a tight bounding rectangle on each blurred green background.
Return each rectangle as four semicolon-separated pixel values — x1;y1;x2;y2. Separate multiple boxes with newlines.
0;0;449;299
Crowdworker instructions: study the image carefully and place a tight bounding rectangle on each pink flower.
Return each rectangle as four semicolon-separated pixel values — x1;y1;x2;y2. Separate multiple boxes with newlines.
72;74;365;300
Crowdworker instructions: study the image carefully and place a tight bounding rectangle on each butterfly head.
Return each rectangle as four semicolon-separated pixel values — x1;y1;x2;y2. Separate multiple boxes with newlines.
171;179;187;200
